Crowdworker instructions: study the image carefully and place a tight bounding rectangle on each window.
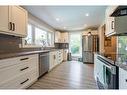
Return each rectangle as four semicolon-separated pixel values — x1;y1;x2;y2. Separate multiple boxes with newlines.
47;33;52;46
24;23;54;47
69;32;82;57
35;27;47;46
25;24;33;44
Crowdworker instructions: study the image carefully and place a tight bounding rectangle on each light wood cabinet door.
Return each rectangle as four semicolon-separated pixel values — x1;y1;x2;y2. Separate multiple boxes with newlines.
61;32;69;43
0;6;9;33
9;6;27;37
55;31;61;43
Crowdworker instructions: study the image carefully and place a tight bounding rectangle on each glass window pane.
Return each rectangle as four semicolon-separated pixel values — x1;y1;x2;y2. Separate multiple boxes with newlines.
25;24;32;44
47;33;52;46
69;33;82;56
35;27;47;46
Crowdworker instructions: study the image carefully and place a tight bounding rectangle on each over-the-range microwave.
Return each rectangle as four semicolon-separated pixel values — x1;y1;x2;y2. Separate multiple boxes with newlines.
111;6;127;36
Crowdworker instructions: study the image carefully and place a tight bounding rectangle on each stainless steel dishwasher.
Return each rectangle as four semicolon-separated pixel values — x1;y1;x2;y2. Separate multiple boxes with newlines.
39;52;49;78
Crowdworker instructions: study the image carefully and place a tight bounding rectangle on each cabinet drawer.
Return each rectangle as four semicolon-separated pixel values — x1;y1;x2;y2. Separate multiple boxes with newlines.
0;54;38;84
0;57;20;69
0;68;38;89
0;62;38;83
0;54;38;69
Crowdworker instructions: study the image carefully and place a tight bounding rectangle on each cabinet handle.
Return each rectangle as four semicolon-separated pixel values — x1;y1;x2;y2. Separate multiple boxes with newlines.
111;21;114;29
9;22;12;30
125;79;127;82
20;58;29;61
20;79;29;85
20;67;29;71
12;23;15;31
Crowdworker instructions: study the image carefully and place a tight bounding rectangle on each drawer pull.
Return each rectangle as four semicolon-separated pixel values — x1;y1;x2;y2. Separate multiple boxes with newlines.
20;79;29;85
20;58;29;61
20;67;29;71
125;79;127;82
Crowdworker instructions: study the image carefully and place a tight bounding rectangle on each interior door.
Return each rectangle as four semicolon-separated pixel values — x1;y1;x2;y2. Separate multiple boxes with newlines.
10;6;27;37
0;6;9;32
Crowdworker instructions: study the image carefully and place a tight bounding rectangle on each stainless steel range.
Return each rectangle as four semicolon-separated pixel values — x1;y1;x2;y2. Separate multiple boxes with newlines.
94;54;119;89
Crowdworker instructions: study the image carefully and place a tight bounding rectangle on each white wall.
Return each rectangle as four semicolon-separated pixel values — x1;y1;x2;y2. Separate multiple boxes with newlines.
22;13;56;48
28;13;56;33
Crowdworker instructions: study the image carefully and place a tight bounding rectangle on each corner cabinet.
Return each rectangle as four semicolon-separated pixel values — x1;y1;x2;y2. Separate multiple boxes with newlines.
0;6;27;37
55;31;69;43
61;32;69;43
55;31;61;43
105;6;118;37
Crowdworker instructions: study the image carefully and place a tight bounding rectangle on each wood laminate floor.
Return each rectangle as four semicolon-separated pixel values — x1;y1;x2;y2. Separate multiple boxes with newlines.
29;61;98;89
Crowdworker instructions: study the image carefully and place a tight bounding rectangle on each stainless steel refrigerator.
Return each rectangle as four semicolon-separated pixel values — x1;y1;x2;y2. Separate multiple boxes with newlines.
82;35;99;63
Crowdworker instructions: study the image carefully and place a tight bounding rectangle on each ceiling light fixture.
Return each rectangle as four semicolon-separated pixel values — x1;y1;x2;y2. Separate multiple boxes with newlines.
88;32;92;36
56;18;60;21
85;13;89;17
84;24;87;27
64;27;66;29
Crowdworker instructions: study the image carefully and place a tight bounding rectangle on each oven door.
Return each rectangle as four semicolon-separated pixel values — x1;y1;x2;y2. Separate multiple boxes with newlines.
103;64;117;89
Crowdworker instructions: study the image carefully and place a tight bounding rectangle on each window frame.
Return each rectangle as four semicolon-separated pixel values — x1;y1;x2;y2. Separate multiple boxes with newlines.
22;23;54;48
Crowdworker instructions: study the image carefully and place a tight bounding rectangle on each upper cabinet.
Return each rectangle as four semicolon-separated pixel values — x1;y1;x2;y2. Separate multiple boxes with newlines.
55;31;61;43
0;6;27;37
105;6;118;37
55;31;69;43
61;32;69;43
0;6;9;32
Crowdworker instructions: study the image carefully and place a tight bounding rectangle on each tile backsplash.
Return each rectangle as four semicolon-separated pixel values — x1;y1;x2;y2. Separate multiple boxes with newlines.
0;34;43;53
0;34;22;53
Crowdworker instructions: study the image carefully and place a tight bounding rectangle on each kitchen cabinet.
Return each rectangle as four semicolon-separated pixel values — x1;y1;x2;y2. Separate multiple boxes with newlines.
94;53;104;85
0;6;27;37
0;6;9;32
55;31;61;43
61;32;69;43
55;31;69;43
49;50;64;71
119;68;127;89
57;49;63;64
0;54;39;89
105;6;118;36
49;51;57;70
63;49;68;61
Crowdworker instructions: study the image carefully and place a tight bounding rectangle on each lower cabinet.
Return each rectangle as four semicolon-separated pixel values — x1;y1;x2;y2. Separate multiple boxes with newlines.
49;51;57;70
57;50;63;64
119;68;127;89
0;54;39;89
49;50;63;71
63;49;68;61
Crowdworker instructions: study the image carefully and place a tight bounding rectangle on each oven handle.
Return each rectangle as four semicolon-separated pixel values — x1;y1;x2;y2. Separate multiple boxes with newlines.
40;53;49;57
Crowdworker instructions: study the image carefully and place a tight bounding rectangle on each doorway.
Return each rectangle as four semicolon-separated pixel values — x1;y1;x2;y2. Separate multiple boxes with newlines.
69;32;82;61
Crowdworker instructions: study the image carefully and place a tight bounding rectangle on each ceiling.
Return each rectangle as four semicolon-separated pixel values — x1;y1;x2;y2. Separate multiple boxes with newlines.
23;6;107;31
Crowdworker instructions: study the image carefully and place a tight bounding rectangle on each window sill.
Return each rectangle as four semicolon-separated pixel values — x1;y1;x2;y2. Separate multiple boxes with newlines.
21;44;55;48
21;44;42;48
